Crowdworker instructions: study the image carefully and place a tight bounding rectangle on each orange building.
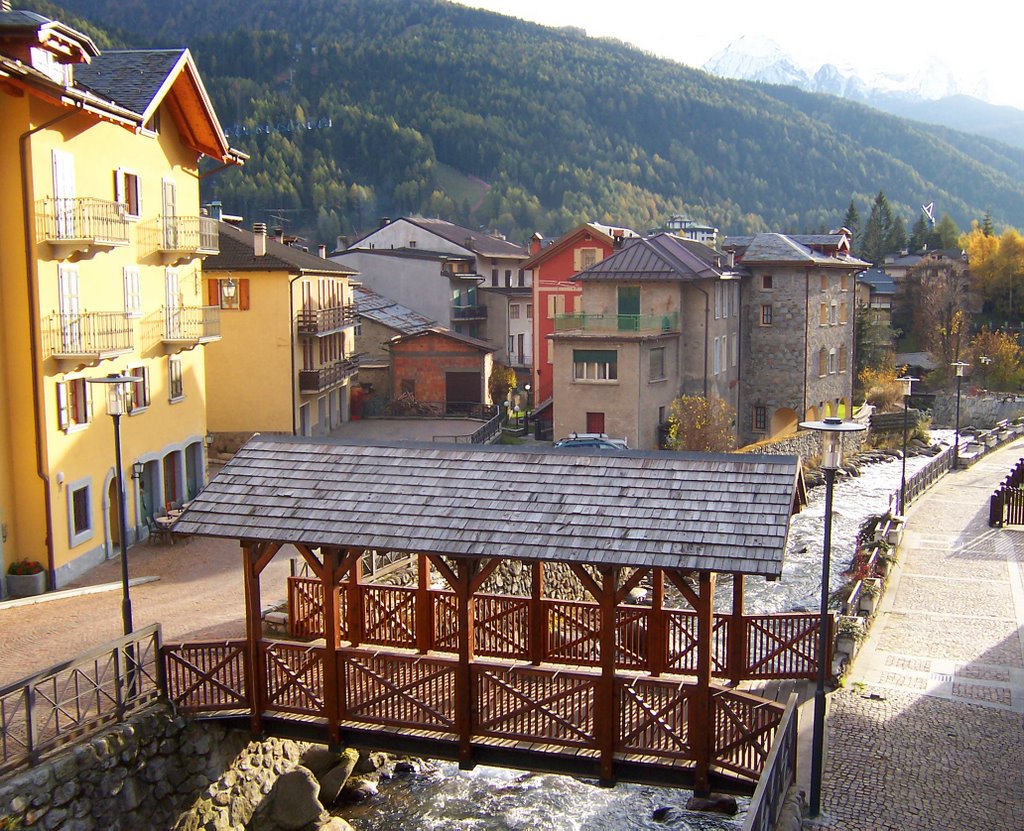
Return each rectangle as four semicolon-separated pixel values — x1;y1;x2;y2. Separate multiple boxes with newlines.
388;328;494;416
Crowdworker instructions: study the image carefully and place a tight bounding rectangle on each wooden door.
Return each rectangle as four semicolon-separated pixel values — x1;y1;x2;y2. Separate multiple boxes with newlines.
586;412;605;433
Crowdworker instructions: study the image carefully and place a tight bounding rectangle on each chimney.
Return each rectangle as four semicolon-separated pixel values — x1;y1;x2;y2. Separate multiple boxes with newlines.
530;231;543;256
380;217;391;228
727;251;735;269
464;236;475;251
612;233;624;249
317;244;327;259
336;234;348;252
253;222;267;257
205;201;223;221
273;226;284;243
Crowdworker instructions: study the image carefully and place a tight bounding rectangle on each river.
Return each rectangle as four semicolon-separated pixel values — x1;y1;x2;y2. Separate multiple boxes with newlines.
336;434;953;830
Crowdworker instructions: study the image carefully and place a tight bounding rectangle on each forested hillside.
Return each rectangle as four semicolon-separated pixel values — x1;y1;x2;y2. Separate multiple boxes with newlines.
39;0;1024;245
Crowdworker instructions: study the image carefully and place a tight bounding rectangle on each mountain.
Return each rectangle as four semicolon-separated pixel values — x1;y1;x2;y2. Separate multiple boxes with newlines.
704;35;1024;149
35;0;1024;245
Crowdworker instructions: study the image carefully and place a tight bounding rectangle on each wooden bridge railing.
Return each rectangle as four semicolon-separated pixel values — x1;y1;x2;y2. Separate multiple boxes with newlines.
989;457;1024;526
286;577;828;682
0;625;163;774
162;638;786;784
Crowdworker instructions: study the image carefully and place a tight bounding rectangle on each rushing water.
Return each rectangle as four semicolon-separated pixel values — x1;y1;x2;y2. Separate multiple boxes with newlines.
336;434;953;830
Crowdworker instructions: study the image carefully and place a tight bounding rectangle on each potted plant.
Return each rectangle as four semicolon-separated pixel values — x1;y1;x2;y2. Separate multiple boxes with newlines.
6;559;47;597
858;578;882;615
835;615;867;658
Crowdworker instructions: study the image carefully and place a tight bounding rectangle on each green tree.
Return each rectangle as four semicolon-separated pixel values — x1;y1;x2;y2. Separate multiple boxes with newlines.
842;199;861;253
928;214;961;250
666;396;736;452
982;212;995;237
909;213;930;252
884;214;907;254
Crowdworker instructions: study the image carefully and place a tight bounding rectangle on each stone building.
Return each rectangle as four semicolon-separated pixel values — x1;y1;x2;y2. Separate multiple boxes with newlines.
722;232;868;445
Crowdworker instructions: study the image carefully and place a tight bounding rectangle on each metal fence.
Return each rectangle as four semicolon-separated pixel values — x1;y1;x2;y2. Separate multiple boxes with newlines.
989;457;1024;526
741;692;799;831
0;625;163;775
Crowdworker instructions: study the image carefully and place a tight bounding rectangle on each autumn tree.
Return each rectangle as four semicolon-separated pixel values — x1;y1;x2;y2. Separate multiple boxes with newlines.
487;363;518;406
969;328;1024;391
666;395;736;452
961;225;1024;323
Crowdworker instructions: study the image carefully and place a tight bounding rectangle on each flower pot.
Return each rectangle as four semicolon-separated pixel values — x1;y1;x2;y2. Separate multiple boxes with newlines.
6;570;47;597
835;635;858;658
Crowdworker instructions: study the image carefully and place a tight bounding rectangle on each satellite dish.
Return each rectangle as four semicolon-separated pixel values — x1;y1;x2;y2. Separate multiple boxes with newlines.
922;202;935;224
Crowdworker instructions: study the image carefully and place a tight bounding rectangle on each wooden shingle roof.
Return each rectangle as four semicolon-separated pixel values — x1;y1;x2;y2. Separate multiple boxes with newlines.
176;437;800;578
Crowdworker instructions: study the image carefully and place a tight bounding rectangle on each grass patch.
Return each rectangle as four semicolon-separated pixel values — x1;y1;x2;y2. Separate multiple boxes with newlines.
435;162;489;208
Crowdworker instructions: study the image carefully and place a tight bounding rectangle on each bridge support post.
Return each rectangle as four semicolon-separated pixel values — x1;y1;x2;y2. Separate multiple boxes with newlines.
692;570;716;797
346;552;364;647
598;565;618;785
322;547;344;745
649;568;665;677
728;574;746;684
416;554;432;654
455;559;478;768
529;561;545;665
242;542;266;736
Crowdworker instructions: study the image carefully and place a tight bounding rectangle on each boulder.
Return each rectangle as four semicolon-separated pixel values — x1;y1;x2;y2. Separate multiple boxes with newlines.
685;794;738;815
340;772;379;803
651;805;683;823
316;819;355;831
301;747;345;779
317;748;360;805
354;750;393;778
268;767;325;830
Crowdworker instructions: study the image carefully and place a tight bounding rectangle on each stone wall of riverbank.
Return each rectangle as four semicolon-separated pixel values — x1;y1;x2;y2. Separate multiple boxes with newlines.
0;705;365;831
930;392;1024;429
740;427;869;461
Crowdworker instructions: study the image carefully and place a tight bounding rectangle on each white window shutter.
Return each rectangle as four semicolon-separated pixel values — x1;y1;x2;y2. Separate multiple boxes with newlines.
84;379;93;421
114;169;124;204
56;382;69;430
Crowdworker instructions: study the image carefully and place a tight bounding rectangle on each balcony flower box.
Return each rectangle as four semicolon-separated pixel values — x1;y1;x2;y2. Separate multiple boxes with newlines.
6;559;46;597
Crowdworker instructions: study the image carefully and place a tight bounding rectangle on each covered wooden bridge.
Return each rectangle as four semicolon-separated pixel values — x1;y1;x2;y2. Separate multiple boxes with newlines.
166;438;819;795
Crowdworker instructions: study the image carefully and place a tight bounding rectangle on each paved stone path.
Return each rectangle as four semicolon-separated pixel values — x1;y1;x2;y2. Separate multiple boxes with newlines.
816;439;1024;830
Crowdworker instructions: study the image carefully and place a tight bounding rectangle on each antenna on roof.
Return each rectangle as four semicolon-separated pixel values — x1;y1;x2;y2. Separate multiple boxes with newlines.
921;202;935;225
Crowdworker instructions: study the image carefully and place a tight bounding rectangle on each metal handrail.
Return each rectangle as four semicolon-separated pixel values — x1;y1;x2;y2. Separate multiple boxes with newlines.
36;196;130;245
162;305;221;341
42;310;134;358
296;304;357;335
554;311;680;333
298;356;361;392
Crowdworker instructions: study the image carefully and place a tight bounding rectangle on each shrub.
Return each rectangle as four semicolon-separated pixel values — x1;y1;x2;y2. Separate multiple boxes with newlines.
7;559;44;576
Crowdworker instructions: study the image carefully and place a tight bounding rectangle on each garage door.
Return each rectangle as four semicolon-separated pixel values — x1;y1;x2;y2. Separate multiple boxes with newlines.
445;371;481;415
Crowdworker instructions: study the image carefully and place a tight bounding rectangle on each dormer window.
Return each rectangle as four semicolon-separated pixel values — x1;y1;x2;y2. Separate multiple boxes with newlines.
30;47;71;85
145;109;161;135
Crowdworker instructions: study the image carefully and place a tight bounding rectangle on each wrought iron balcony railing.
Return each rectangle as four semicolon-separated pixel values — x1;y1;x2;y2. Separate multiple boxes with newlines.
141;215;219;258
36;197;130;255
296;305;357;337
161;305;221;346
299;356;360;393
553;311;680;334
42;311;134;364
451;304;488;321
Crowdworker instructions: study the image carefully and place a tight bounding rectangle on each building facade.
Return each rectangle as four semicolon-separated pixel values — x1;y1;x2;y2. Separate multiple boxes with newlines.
202;222;358;445
550;234;739;449
0;8;242;590
723;232;868;445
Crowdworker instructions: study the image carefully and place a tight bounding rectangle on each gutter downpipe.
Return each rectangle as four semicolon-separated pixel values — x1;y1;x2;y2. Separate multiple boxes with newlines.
803;267;810;418
20;108;79;590
290;273;302;435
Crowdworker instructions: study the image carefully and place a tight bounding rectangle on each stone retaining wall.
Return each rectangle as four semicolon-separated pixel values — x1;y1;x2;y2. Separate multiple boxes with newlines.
930;392;1024;429
0;705;316;831
739;427;869;461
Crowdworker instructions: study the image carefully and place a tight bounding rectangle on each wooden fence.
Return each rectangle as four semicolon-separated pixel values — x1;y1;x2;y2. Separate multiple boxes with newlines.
285;578;829;682
989;457;1024;526
0;625;162;775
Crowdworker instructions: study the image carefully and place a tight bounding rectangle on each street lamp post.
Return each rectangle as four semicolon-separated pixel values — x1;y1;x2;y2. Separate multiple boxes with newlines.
800;415;867;818
897;375;918;515
951;362;969;468
523;383;531;432
87;373;142;637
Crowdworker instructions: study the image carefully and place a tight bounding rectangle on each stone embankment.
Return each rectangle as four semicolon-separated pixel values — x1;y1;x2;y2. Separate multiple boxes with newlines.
0;705;411;831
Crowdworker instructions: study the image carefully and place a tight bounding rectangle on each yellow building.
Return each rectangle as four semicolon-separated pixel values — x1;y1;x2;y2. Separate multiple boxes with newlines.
0;8;244;592
203;221;359;442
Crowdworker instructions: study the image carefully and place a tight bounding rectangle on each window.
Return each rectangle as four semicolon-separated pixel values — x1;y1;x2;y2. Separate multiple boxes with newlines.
828;348;837;374
168;357;183;401
840;302;848;324
504;269;512;287
517;269;526;288
508;335;515;357
509;304;521;320
517;333;525;359
400;379;415;396
753;406;767;432
820;303;828;325
123;267;142;317
722;283;730;319
208;278;249;310
712;337;721;375
573;349;617;382
761;274;773;291
408;240;417;248
548;294;566;318
839;346;848;373
491;268;498;287
730;332;738;367
818;348;828;377
575;247;601;271
56;378;91;432
649;346;666;381
67;478;93;548
526;304;533;319
128;365;150;412
830;301;838;325
714;283;722;319
841;273;849;291
761;304;773;325
820;273;828;291
114;169;141;218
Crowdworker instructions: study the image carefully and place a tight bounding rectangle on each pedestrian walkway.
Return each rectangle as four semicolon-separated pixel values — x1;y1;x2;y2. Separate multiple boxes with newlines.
816;439;1024;830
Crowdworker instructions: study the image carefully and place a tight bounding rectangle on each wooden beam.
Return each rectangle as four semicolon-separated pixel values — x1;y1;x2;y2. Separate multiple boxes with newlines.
597;565;618;785
664;568;700;610
294;544;326;581
728;574;746;684
241;542;264;736
345;549;364;647
455;559;478;767
426;553;458;595
649;568;665;677
614;567;650;606
321;547;343;745
469;557;502;595
692;571;716;796
568;563;602;602
529;560;545;665
253;542;282;576
416;554;431;654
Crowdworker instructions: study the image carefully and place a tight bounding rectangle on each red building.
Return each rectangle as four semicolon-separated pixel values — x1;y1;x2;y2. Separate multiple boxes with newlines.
524;223;636;417
389;328;494;416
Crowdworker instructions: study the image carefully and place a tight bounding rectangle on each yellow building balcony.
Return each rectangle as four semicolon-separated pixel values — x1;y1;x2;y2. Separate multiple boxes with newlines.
42;311;134;370
296;304;357;337
299;355;360;394
140;215;219;263
553;311;680;335
159;305;221;352
36;197;130;258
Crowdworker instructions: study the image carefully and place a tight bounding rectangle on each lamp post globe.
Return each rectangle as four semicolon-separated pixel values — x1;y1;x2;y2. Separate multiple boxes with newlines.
798;415;867;818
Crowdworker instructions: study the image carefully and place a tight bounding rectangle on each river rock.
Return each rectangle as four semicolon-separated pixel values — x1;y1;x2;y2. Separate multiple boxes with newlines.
316;818;355;831
318;748;360;805
267;767;325;830
685;794;738;815
301;747;343;778
340;772;379;803
354;750;393;778
652;805;682;823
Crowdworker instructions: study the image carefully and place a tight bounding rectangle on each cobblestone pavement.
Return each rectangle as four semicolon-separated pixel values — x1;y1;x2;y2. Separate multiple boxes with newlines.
813;439;1024;830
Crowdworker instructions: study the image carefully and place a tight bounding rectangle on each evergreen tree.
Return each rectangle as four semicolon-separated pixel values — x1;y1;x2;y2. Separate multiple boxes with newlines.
928;214;961;250
842;200;861;253
884;214;908;255
860;191;892;265
910;214;930;252
982;212;994;237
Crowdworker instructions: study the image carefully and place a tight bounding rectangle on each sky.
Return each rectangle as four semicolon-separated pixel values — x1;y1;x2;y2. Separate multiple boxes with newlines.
459;0;1023;111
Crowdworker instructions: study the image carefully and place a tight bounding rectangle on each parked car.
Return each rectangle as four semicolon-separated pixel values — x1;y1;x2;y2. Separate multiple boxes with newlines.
554;432;628;450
